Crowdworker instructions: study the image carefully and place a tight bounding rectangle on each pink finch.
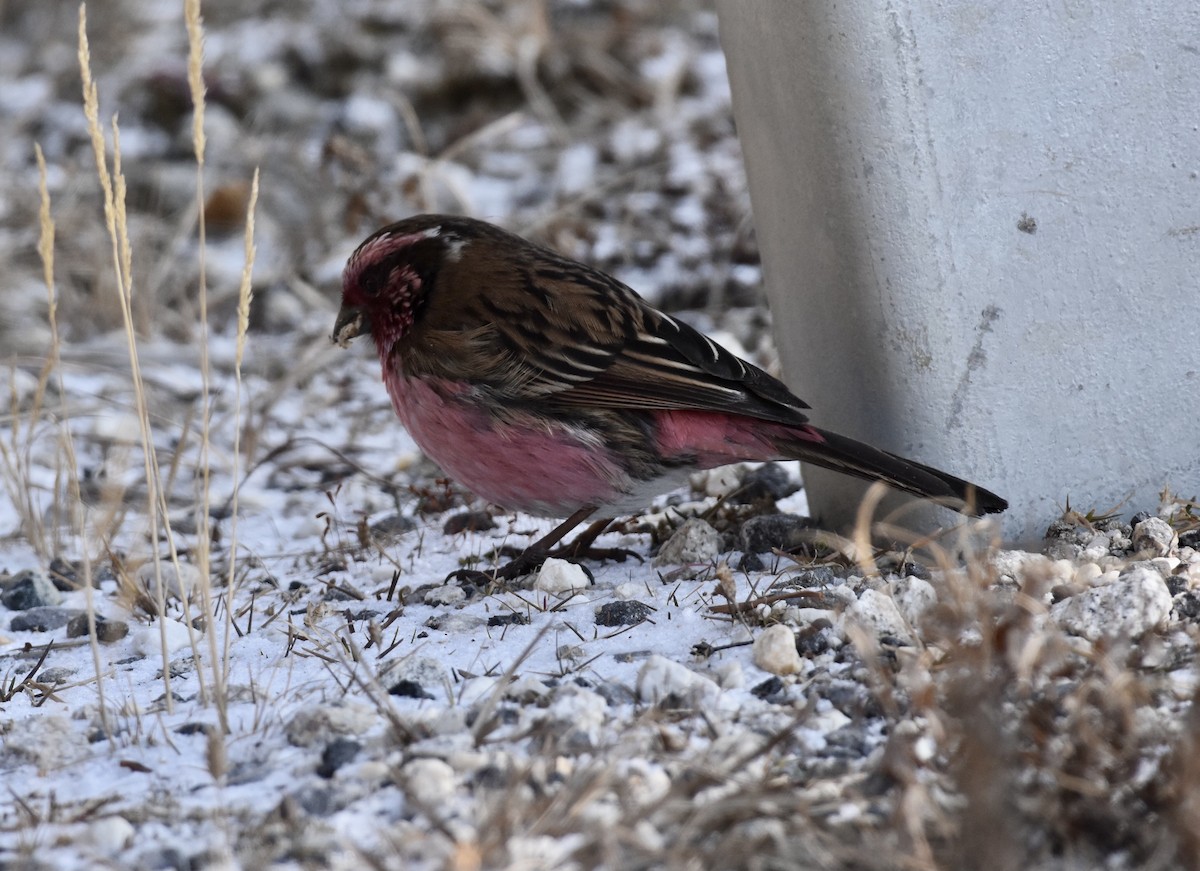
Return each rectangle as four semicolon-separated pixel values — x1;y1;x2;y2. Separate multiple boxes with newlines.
334;215;1006;577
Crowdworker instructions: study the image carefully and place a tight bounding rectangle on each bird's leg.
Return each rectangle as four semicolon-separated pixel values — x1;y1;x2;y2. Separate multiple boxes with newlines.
547;516;644;565
448;506;598;584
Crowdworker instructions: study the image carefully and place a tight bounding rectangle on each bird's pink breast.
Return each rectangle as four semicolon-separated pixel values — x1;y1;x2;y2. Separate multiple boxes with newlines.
383;370;631;516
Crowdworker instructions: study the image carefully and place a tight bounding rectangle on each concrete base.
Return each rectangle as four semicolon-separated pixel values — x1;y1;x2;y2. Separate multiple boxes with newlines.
717;2;1200;544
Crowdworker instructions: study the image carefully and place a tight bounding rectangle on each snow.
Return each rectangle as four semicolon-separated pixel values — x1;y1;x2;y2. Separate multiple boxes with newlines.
2;2;1196;868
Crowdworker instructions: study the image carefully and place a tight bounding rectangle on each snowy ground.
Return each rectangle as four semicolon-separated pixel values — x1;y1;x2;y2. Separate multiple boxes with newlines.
3;2;1200;869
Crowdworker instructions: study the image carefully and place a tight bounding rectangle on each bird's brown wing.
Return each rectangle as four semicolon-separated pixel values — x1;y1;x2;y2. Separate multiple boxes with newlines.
403;232;811;425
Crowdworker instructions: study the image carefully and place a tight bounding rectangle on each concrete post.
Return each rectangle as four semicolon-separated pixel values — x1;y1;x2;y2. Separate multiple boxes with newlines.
717;2;1200;544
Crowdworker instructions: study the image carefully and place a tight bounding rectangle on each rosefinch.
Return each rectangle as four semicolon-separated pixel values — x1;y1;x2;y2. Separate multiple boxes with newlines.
334;215;1006;577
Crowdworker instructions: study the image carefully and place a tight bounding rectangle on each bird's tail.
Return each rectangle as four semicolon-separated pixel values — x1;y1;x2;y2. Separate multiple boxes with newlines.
780;425;1008;517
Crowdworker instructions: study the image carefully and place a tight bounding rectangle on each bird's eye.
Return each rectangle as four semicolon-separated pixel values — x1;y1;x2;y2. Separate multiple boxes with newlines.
358;264;388;298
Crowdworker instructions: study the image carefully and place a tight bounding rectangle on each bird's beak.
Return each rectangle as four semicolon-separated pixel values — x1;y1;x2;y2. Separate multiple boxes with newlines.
332;304;370;348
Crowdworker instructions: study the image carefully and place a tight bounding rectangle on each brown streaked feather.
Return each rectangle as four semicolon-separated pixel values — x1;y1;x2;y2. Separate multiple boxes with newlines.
391;215;811;424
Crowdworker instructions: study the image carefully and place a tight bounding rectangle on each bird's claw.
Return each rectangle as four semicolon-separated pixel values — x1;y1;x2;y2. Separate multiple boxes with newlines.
444;543;642;587
548;545;643;564
445;546;548;586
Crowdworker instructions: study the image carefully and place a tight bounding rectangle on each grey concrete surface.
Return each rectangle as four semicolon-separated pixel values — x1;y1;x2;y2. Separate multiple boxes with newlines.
717;2;1200;544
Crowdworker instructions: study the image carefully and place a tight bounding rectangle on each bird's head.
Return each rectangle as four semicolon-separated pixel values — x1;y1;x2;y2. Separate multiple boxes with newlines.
332;215;469;356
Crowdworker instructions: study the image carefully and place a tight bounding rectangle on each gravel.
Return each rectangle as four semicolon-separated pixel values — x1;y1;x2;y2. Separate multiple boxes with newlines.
1;2;1198;870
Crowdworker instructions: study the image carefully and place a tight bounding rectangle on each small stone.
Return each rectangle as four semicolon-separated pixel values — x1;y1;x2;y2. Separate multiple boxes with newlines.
594;681;637;706
487;612;530;627
295;785;334;817
654;518;721;566
505;675;551;704
751;676;786;700
37;667;74;685
136;561;203;601
1175;592;1200;622
82;816;134;853
716;660;744;689
402;757;458;806
636;654;720;707
738;552;764;572
1051;565;1172;641
695;465;744;498
441;510;495;535
385;656;449;689
131;618;196;656
423;585;466;607
554;646;584;666
2;570;62;610
595;600;653;627
844;589;912;644
317;738;361;778
389;679;435;699
47;558;82;591
733;463;798;503
740;514;812;553
613;581;645;600
795;620;833;655
286;701;378;747
371;513;417;536
10;607;78;632
791;565;848;587
753;624;803;675
66;613;130;642
423;612;487;632
890;576;937;627
534;558;590;594
1132;517;1177;557
1150;556;1181;577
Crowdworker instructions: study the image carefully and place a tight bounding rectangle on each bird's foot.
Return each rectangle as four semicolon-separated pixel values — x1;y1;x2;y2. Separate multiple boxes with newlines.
445;541;643;587
546;543;644;564
445;546;548;586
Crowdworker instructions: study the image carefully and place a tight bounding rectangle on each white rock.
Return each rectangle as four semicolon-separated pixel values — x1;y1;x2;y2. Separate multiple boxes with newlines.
990;549;1051;580
890;576;937;627
82;816;134;852
1050;565;1172;641
613;581;645;600
131;618;195;656
1150;556;1180;576
402;757;458;806
534;558;590;594
619;758;672;808
844;588;912;643
636;654;720;706
716;660;744;689
1132;516;1178;557
383;655;449;689
1080;532;1113;562
546;686;608;745
808;704;851;735
424;585;465;606
137;560;203;601
752;624;803;675
1049;559;1077;585
653;518;721;566
286;701;378;747
92;412;142;444
698;465;744;498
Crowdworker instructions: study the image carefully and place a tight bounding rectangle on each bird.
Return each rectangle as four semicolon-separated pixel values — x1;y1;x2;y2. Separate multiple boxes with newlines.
333;214;1006;579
